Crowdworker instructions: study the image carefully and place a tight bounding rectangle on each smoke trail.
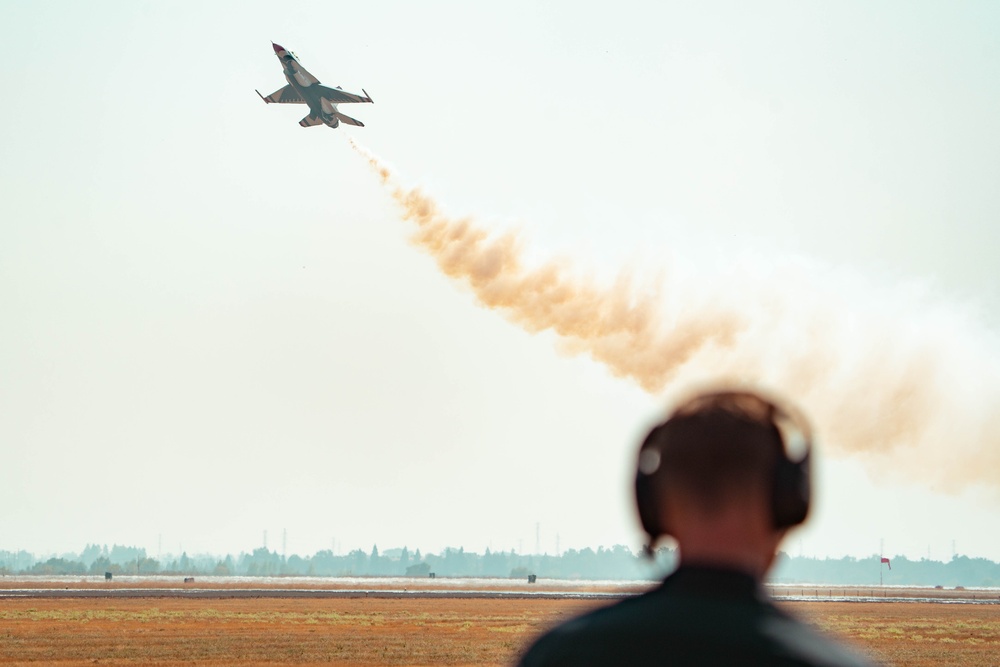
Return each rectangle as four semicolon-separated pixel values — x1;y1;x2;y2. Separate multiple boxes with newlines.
349;138;1000;494
349;139;745;392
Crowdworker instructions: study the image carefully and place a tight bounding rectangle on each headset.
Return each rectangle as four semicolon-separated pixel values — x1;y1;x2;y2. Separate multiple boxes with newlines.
635;390;812;542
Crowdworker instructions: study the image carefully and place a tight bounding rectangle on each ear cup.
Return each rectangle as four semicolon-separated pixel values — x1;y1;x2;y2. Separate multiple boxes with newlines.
635;462;665;538
635;424;669;540
771;450;811;528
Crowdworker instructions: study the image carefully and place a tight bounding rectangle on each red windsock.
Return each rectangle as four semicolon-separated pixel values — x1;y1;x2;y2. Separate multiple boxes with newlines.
881;557;891;570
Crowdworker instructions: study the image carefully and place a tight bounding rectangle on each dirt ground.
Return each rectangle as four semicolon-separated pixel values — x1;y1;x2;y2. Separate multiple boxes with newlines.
0;596;996;666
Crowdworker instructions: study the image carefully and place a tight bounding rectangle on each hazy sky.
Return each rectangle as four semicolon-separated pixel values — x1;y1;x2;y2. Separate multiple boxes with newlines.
2;1;999;563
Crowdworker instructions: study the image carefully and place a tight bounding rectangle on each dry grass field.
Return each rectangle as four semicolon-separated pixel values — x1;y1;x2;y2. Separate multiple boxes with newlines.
790;600;1000;667
4;596;557;666
0;596;996;666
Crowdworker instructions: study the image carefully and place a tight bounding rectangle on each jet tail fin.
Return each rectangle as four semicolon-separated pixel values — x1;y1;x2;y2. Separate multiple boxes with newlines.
334;111;364;127
299;113;326;127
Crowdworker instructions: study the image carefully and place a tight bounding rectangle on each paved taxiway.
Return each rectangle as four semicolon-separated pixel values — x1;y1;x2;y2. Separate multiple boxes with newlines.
0;588;627;600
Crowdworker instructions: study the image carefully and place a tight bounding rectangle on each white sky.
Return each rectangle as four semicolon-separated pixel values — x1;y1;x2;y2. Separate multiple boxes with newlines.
2;1;999;563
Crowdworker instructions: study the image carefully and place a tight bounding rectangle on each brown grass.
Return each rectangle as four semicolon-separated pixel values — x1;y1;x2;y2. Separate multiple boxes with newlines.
787;600;1000;667
0;596;996;666
0;597;600;666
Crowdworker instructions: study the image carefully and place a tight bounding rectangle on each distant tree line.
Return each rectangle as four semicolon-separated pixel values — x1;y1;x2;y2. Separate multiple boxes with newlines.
772;553;1000;588
1;544;998;587
0;544;671;580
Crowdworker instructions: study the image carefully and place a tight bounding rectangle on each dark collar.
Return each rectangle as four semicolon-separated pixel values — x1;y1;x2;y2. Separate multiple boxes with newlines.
657;564;765;602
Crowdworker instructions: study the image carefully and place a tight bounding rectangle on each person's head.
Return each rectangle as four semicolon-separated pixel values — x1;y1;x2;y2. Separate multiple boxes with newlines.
634;389;812;575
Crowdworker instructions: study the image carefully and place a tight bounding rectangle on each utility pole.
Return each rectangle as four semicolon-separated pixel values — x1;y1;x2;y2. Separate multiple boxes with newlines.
880;538;884;587
282;529;287;562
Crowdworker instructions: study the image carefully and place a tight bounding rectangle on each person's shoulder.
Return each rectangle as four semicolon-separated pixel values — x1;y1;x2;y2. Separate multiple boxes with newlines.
760;607;877;667
516;592;666;667
517;582;763;667
517;588;878;667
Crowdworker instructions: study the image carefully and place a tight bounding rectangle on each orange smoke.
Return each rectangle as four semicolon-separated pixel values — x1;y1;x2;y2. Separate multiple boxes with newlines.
349;138;1000;493
350;138;744;392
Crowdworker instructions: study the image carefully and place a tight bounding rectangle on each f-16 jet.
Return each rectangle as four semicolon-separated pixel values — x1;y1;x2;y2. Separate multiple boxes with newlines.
256;43;373;128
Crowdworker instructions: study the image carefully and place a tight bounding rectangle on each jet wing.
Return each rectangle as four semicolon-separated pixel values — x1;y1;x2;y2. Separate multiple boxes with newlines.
256;85;306;104
316;85;373;104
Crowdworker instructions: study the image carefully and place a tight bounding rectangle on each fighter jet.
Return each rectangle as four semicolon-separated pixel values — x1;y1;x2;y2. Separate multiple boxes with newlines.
256;43;373;128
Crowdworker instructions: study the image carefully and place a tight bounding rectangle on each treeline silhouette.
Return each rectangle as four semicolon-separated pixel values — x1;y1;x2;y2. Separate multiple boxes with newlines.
0;544;666;580
2;545;998;587
771;553;1000;587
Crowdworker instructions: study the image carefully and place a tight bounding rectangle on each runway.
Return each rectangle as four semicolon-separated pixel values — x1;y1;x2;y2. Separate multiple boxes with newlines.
1;577;996;604
0;587;628;600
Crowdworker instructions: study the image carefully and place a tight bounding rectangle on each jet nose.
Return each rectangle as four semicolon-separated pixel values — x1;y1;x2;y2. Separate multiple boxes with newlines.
272;42;285;54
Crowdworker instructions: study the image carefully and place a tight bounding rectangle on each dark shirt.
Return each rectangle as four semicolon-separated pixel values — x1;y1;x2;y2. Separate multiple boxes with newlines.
517;565;876;667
